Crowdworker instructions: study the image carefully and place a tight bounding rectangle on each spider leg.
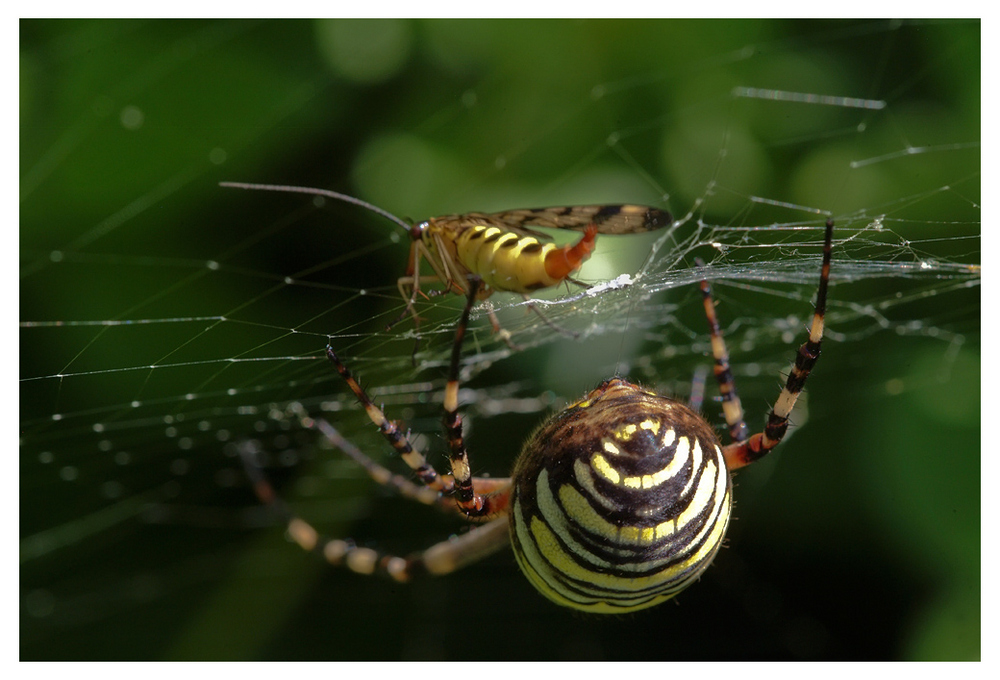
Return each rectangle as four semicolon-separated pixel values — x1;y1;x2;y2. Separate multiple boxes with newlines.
327;335;512;517
698;263;750;445
241;441;509;581
687;363;710;413
326;345;454;495
312;416;511;519
312;416;450;510
442;277;510;519
722;219;834;470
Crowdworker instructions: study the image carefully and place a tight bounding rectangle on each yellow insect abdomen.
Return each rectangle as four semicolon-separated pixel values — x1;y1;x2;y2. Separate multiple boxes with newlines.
454;225;562;293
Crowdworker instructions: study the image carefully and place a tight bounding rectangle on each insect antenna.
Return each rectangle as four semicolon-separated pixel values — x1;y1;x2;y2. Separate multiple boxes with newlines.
219;181;413;233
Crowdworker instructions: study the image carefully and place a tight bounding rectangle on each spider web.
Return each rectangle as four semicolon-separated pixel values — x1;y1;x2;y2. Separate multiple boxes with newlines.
20;19;980;660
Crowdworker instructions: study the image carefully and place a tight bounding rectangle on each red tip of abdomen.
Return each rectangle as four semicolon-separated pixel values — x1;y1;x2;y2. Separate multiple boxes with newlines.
544;225;597;280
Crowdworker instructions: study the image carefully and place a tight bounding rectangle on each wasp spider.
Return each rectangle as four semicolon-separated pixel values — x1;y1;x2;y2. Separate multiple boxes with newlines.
244;219;834;613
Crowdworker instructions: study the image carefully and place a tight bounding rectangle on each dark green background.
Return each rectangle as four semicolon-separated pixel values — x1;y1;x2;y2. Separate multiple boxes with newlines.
21;19;980;660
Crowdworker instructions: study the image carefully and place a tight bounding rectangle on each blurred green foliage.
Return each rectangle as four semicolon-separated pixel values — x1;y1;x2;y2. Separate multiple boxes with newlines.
21;19;979;660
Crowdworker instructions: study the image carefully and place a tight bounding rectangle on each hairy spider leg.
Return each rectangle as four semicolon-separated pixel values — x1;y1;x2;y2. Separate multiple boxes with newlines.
721;219;834;470
441;276;514;518
326;345;456;495
240;301;519;580
699;273;751;445
242;434;509;582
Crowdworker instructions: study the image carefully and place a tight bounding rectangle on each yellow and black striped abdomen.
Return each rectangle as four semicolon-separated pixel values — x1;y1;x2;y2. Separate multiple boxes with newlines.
451;223;564;293
509;378;732;613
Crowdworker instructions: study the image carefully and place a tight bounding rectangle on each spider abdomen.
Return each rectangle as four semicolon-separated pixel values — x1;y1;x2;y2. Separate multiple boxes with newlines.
509;378;732;613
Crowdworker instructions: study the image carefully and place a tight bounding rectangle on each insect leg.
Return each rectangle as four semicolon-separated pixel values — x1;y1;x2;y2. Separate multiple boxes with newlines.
521;296;581;340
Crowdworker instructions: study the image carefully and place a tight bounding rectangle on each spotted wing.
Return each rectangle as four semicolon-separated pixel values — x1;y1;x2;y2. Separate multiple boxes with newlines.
485;205;673;235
